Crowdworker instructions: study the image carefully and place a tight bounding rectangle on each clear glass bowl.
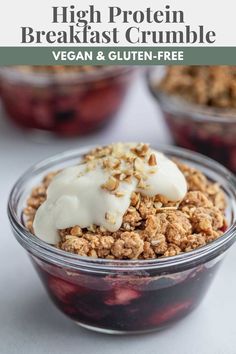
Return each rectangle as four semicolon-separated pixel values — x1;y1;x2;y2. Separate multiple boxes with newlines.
8;146;236;334
0;66;134;137
147;66;236;173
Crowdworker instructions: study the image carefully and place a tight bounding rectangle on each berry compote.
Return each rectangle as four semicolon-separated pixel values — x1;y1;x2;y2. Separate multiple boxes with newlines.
31;255;222;333
164;111;236;174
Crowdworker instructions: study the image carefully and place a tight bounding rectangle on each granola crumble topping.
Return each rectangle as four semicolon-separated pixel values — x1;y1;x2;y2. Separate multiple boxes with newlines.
24;144;227;260
158;66;236;109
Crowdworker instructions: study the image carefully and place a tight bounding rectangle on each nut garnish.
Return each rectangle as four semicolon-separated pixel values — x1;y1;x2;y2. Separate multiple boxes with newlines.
102;158;121;170
137;179;148;189
131;143;149;157
84;154;95;162
134;157;144;172
124;175;132;183
131;192;140;207
148;154;157;166
101;176;119;192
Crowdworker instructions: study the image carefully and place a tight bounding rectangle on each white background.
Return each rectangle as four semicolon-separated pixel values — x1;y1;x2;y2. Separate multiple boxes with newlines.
0;0;235;46
1;71;236;354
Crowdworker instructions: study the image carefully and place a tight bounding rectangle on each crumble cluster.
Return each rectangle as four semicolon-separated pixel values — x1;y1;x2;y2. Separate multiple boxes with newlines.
158;66;236;108
24;144;226;260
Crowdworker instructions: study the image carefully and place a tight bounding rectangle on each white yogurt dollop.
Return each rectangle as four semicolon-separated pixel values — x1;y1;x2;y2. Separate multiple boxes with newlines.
33;144;187;244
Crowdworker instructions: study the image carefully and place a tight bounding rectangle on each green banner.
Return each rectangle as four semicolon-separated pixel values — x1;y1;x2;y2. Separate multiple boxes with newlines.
0;47;236;65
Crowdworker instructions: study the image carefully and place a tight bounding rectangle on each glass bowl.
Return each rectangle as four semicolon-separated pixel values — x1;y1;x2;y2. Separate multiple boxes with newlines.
0;66;134;137
147;66;236;173
8;145;236;334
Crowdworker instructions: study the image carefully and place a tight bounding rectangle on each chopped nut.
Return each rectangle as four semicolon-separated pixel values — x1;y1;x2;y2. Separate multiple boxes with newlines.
85;154;95;161
137;179;148;189
134;157;144;172
134;171;142;181
124;175;132;183
101;176;119;192
131;143;149;157
148;154;157;166
112;171;122;179
112;159;121;169
102;158;111;169
118;173;127;181
131;192;140;206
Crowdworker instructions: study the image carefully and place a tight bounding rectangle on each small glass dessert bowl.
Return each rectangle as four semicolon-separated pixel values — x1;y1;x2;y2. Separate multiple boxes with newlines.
147;66;236;173
0;66;134;137
8;144;236;334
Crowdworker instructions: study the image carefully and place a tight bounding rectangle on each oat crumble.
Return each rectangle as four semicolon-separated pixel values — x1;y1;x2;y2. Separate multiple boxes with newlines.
24;144;227;260
158;66;236;108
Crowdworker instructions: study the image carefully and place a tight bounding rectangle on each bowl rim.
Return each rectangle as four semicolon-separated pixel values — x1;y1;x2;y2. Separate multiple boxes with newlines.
8;144;236;273
0;66;134;86
146;66;236;124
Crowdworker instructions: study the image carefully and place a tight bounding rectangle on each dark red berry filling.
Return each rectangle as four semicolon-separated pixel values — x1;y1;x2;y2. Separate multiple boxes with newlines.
164;112;236;173
31;257;221;332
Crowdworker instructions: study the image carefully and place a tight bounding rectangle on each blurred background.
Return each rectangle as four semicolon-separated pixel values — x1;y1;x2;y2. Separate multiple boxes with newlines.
1;66;236;354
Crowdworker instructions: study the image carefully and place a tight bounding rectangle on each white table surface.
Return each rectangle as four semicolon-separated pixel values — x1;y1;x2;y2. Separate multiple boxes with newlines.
1;71;236;354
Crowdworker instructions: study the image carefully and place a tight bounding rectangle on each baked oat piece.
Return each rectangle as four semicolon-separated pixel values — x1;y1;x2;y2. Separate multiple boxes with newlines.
158;66;236;108
24;144;226;260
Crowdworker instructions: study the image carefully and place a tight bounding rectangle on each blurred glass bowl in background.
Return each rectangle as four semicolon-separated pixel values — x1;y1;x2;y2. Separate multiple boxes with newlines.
147;66;236;173
0;66;134;137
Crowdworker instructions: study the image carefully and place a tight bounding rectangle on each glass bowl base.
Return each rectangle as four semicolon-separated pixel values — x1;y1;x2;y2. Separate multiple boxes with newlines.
75;321;169;335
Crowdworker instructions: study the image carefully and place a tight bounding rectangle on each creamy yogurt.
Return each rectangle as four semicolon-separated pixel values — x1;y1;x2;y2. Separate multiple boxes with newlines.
33;144;187;244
